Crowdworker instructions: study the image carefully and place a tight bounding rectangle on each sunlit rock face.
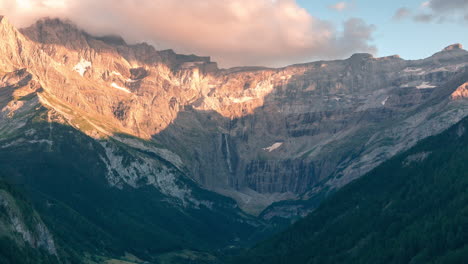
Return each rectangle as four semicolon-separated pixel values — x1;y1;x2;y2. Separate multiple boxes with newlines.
452;82;468;100
1;16;468;215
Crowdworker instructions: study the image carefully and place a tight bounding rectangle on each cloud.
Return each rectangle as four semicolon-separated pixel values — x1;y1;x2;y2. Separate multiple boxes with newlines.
396;0;468;23
423;0;468;22
421;1;430;8
329;2;348;11
0;0;376;67
393;7;412;20
429;0;468;12
413;13;435;22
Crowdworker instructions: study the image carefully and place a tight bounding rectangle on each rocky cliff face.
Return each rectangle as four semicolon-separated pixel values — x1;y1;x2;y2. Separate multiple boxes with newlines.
1;17;468;216
0;182;59;262
452;82;468;99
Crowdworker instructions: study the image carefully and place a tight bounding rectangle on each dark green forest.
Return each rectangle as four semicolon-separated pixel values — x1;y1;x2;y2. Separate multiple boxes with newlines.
233;117;468;264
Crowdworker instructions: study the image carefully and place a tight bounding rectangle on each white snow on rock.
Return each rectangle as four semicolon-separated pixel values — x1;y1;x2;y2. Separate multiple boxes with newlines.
402;67;427;76
73;59;91;76
263;142;283;152
111;82;131;93
231;96;255;103
403;67;423;73
381;96;389;106
416;82;437;89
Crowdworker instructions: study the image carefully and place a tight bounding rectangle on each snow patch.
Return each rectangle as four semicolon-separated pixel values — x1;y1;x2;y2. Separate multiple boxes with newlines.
111;71;122;76
381;96;389;106
263;142;283;152
111;82;131;93
403;67;423;73
402;67;427;76
231;96;255;103
73;59;91;76
416;82;437;89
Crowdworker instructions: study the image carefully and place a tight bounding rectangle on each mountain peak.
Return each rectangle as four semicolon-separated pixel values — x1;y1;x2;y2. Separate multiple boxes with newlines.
348;53;374;61
0;15;28;71
24;17;83;36
375;54;402;61
0;15;14;30
33;17;77;28
20;17;92;50
428;43;468;60
443;43;463;52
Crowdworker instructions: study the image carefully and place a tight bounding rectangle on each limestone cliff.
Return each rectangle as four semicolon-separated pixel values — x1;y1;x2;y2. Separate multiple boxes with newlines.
1;17;468;216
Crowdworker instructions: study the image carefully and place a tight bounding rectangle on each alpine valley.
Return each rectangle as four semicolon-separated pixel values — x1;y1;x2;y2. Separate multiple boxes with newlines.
0;16;467;263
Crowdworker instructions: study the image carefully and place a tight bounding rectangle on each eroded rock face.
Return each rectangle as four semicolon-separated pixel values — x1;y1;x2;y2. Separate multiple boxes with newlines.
1;17;468;215
0;190;57;256
452;82;468;99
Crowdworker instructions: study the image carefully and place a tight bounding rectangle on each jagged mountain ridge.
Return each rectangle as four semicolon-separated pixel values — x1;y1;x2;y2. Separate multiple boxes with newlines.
1;16;468;217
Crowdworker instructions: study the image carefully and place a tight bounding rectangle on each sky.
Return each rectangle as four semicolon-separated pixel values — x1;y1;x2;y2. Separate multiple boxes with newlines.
297;0;468;62
0;0;467;68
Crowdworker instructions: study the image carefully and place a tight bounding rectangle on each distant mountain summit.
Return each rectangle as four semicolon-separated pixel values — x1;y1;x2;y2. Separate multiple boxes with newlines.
444;43;464;51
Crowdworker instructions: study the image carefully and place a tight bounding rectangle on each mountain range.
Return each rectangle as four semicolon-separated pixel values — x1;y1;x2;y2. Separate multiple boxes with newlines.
0;16;467;263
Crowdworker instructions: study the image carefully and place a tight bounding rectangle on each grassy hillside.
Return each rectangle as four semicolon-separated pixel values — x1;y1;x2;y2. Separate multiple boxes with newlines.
234;116;468;264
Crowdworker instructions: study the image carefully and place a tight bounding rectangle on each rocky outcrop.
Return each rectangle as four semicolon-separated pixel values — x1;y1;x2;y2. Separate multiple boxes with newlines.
443;43;463;51
452;82;468;99
1;17;468;215
0;189;57;256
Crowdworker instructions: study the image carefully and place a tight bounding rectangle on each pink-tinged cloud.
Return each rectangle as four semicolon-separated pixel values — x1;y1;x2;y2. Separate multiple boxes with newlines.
396;0;468;24
329;2;348;11
421;2;430;8
393;7;412;20
0;0;376;67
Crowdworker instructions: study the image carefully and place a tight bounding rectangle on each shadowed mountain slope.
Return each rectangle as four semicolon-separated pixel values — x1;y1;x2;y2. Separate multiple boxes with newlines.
233;116;468;264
